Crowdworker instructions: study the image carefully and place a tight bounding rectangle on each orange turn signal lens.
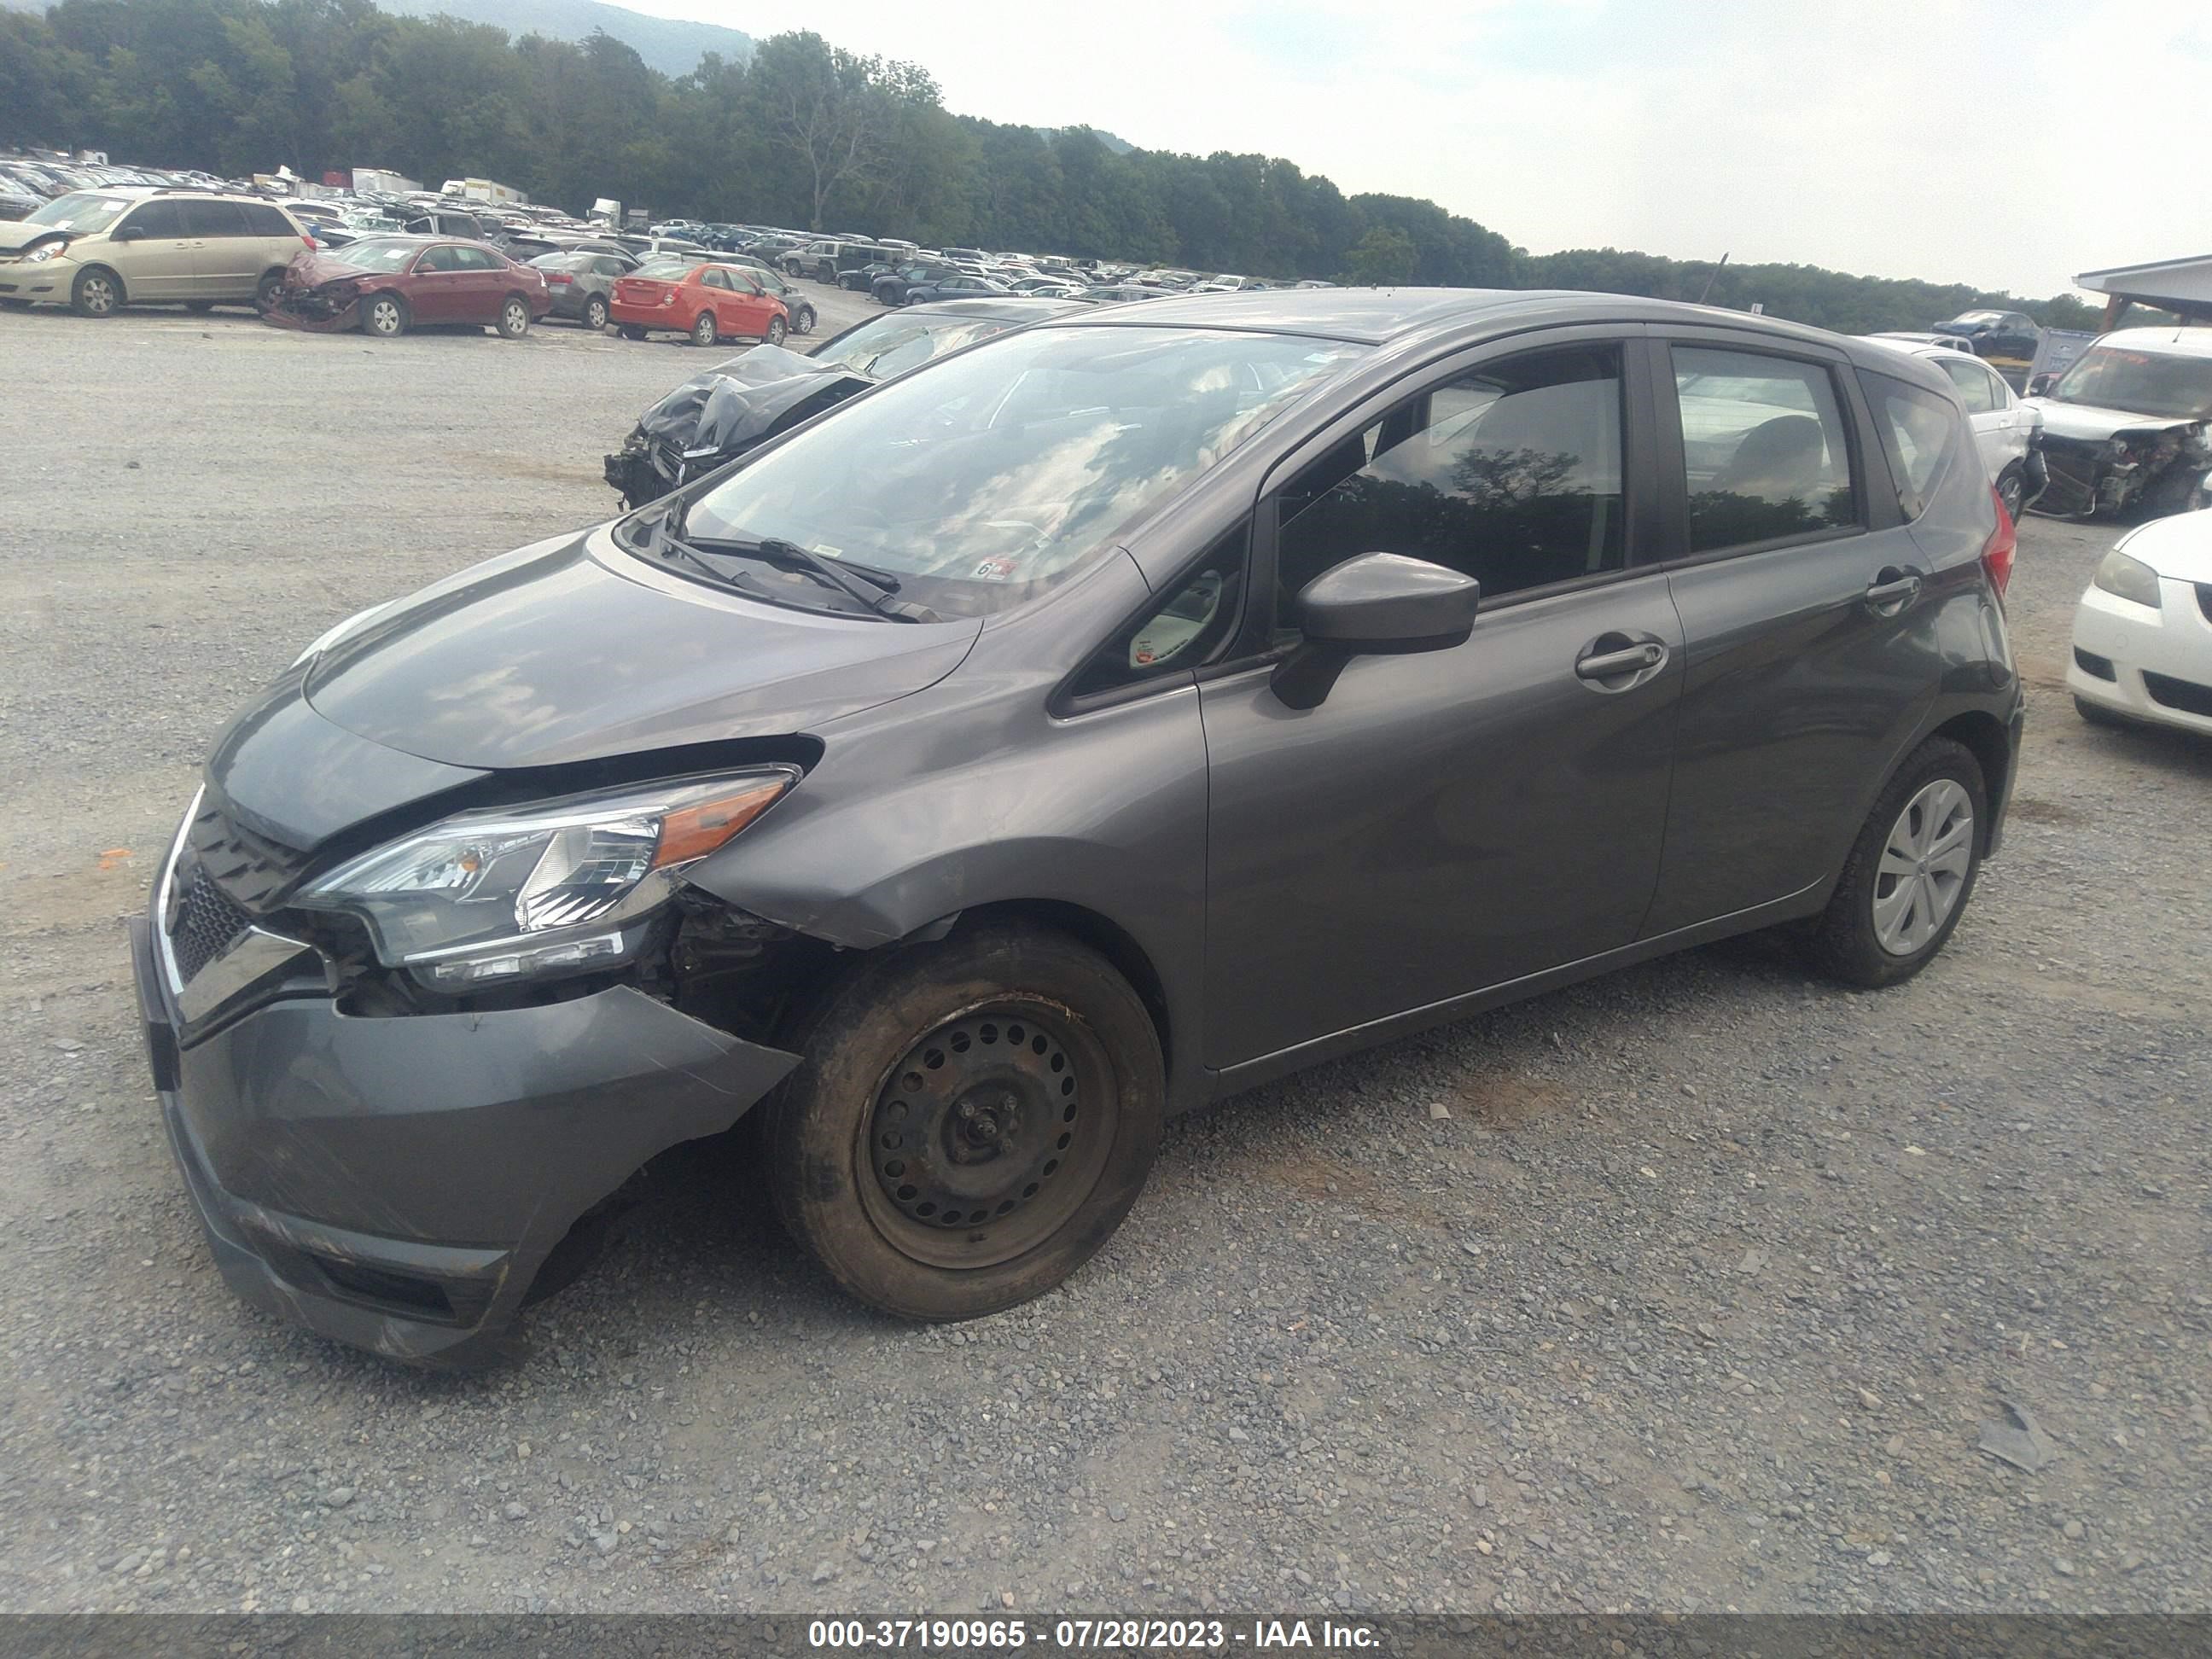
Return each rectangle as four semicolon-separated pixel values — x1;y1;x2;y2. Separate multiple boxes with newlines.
650;778;792;870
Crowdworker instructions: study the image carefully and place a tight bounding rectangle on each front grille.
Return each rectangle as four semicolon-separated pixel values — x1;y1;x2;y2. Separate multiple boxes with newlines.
171;866;252;983
2142;672;2212;718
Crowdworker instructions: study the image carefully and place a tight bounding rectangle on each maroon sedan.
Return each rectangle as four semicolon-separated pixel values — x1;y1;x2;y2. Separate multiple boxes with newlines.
264;237;551;339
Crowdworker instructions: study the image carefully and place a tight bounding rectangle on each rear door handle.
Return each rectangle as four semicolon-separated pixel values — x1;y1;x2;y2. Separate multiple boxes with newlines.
1576;641;1668;681
1865;573;1924;612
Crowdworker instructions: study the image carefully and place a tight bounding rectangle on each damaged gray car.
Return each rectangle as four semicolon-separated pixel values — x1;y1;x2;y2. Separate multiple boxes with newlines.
603;296;1082;508
135;289;2023;1366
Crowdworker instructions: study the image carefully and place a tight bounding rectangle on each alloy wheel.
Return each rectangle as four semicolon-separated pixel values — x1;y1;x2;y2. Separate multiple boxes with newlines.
79;274;118;316
1871;778;1973;956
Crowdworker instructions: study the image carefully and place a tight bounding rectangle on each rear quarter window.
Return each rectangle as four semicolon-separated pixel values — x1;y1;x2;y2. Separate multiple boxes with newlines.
1863;370;1965;521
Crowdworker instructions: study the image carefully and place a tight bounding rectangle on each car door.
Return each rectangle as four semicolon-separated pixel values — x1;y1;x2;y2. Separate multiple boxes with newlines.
449;245;505;322
729;271;778;335
1933;353;2024;483
408;244;465;322
181;199;253;296
1195;329;1685;1071
109;200;193;300
1641;331;1943;934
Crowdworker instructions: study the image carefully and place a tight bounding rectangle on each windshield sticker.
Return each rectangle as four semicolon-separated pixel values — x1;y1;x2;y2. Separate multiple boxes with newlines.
972;556;1016;581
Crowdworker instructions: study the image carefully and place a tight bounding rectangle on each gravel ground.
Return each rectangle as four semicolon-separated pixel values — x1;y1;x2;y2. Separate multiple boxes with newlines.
0;300;2206;1618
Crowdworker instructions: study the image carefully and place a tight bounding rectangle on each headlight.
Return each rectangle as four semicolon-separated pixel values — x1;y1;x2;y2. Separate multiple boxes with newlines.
300;770;796;985
2092;549;2162;609
24;244;64;264
291;602;392;667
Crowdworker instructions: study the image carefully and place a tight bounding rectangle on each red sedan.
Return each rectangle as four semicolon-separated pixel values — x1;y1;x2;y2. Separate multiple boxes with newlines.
609;259;790;347
264;237;551;339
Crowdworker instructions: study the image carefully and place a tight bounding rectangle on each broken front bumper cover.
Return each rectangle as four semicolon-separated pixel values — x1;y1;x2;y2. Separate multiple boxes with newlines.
259;288;362;332
130;914;798;1367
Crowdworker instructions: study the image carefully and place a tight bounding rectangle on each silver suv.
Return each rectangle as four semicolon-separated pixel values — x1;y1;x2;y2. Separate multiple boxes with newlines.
0;187;308;317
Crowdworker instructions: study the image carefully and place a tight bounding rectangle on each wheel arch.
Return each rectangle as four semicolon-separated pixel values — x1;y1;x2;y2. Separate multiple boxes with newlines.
1927;707;2013;850
75;262;127;304
945;899;1175;1086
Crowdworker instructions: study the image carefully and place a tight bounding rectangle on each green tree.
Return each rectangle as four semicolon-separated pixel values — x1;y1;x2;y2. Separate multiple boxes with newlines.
1342;224;1417;285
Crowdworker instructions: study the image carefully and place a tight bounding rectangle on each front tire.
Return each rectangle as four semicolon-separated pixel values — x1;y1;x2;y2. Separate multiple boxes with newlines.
793;306;815;335
765;316;788;346
1802;736;1986;988
360;293;408;338
70;267;123;317
690;310;718;346
762;926;1165;1320
495;294;531;339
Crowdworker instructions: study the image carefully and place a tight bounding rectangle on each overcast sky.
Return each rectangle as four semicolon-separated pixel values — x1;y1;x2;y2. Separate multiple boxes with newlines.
617;0;2206;299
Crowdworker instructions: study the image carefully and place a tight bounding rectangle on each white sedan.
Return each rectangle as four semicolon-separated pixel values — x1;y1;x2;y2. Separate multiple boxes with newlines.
2068;509;2212;734
1862;335;2043;518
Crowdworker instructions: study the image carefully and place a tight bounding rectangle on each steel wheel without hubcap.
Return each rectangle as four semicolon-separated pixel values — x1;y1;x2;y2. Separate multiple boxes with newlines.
1871;778;1973;957
859;1002;1115;1270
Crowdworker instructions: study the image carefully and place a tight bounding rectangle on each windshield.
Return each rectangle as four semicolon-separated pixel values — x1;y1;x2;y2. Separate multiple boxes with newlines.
330;239;421;273
811;311;1024;381
2050;341;2212;421
24;191;134;233
675;325;1367;616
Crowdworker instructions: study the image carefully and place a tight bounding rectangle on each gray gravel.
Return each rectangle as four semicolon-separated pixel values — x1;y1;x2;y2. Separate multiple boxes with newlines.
1;300;2207;1616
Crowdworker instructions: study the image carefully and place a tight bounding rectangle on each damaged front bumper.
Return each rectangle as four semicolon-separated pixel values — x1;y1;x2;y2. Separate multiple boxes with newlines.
602;432;683;508
259;285;363;333
130;913;798;1367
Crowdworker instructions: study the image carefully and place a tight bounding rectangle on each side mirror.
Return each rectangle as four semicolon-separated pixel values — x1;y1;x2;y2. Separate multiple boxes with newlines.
1272;553;1480;710
2027;373;2057;398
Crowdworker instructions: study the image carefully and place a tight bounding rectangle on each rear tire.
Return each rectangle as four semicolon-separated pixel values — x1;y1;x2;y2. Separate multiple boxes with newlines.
1801;736;1986;989
761;926;1164;1321
1995;464;2026;521
690;310;718;346
583;294;608;331
495;294;531;339
254;270;287;312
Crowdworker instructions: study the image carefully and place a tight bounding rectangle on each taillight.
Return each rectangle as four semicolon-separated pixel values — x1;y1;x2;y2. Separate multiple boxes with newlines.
546;271;573;283
300;235;313;248
1982;486;2016;600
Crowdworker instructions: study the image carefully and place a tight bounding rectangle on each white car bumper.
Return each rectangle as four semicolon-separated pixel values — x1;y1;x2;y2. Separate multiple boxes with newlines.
2068;576;2212;734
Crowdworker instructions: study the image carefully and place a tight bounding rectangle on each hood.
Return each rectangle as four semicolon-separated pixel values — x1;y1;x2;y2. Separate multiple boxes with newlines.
634;345;869;457
283;247;397;288
2023;399;2198;443
301;527;981;770
207;667;488;857
2116;510;2212;584
0;220;73;259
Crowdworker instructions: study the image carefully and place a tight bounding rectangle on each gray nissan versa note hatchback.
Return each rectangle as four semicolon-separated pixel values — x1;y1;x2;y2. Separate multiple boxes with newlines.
131;289;2023;1365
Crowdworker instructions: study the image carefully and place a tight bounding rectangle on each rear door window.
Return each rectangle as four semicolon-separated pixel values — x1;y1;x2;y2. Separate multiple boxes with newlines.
1669;347;1859;553
1937;356;1999;413
180;199;249;237
1864;372;1965;521
241;203;294;236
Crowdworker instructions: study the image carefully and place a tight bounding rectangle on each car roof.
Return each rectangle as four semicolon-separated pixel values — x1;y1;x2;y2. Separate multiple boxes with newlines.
903;297;1090;323
2093;326;2212;359
1054;286;1951;369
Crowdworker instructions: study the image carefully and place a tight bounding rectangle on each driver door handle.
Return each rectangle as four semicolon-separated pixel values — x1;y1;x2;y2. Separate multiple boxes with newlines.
1575;641;1667;681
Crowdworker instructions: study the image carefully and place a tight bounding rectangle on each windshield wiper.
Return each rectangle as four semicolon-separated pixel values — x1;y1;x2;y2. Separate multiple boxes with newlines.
686;533;942;624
